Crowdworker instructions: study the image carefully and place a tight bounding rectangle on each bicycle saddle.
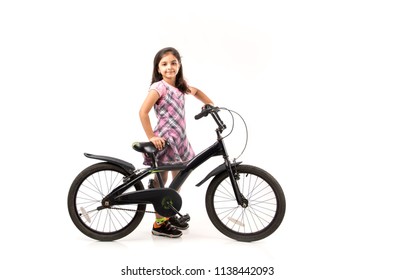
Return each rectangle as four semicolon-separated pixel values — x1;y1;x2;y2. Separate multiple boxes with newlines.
132;141;158;154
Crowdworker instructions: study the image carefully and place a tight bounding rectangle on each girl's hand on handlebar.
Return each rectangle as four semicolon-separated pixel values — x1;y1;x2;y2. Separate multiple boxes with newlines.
149;136;166;150
202;103;214;109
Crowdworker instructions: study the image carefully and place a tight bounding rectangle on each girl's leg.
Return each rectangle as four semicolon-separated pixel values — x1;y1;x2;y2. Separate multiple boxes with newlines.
152;170;189;237
153;171;168;219
151;171;182;237
167;170;189;229
153;170;181;219
171;170;180;187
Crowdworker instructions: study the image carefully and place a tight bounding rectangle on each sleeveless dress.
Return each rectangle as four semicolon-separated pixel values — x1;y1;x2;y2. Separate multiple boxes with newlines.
143;80;195;166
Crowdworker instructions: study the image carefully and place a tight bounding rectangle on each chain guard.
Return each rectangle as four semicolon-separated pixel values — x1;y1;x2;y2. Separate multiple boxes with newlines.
113;188;182;217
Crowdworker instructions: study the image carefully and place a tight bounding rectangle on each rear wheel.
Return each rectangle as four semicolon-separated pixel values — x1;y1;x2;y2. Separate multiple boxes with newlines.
67;163;146;241
205;165;286;242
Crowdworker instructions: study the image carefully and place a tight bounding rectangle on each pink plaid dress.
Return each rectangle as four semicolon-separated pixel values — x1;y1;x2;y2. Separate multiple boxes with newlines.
143;80;195;166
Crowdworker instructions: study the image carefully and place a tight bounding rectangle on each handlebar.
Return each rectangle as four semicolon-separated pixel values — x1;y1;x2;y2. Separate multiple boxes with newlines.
194;104;227;133
194;104;217;120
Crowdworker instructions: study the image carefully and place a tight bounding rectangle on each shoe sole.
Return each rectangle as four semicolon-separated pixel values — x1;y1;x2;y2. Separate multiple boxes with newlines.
173;225;189;230
151;230;183;238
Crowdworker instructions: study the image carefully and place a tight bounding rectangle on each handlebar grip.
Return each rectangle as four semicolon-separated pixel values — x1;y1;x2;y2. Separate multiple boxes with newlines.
194;111;208;120
194;104;215;120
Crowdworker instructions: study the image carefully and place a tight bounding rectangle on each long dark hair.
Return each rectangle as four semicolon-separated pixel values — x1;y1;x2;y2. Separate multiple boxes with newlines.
151;47;190;93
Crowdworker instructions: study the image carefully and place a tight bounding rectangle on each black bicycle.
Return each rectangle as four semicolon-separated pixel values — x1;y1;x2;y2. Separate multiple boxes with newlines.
67;105;286;242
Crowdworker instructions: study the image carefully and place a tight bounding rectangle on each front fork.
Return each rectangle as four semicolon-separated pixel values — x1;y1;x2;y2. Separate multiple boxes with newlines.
225;161;248;208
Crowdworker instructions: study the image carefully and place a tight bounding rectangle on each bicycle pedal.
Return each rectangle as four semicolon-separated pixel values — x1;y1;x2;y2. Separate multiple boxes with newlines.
179;214;190;223
148;179;155;189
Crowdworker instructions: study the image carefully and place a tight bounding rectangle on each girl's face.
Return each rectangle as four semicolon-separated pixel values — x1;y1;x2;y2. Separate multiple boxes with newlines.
158;52;180;83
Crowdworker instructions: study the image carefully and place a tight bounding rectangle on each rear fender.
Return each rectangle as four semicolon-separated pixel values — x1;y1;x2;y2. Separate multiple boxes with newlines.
84;153;136;174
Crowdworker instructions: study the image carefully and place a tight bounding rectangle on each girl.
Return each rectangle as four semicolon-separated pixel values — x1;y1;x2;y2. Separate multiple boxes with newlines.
139;47;214;238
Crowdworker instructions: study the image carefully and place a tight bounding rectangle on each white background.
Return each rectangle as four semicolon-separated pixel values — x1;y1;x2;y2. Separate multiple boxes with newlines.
1;0;394;279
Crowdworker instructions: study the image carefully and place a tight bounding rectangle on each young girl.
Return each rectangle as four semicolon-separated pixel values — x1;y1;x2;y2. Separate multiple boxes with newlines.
139;47;214;238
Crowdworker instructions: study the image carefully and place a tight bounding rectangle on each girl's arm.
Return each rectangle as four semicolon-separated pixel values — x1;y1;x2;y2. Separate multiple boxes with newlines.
139;90;166;149
189;86;214;105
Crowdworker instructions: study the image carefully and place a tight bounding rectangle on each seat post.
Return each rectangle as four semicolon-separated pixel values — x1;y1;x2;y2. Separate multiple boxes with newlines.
149;153;158;168
149;153;165;188
156;173;165;188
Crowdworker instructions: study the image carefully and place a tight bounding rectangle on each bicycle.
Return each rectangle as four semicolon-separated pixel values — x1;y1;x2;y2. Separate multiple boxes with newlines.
67;105;286;242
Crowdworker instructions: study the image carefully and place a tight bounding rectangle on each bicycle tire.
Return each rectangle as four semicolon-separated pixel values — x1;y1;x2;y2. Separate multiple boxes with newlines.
67;162;146;241
205;165;286;242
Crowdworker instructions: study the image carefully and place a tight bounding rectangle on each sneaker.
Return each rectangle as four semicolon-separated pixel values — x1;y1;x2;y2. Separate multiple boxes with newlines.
169;215;189;230
152;220;182;238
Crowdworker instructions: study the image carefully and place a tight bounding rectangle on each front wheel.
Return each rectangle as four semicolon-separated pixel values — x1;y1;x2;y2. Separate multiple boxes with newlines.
67;163;146;241
205;165;286;242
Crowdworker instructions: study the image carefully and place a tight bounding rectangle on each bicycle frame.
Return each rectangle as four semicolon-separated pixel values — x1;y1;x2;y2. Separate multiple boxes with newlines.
99;108;247;210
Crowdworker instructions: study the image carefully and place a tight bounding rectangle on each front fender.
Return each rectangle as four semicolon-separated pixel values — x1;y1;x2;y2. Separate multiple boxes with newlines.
195;161;242;187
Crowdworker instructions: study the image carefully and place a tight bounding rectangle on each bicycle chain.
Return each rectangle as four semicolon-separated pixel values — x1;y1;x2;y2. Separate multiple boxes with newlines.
109;206;157;214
